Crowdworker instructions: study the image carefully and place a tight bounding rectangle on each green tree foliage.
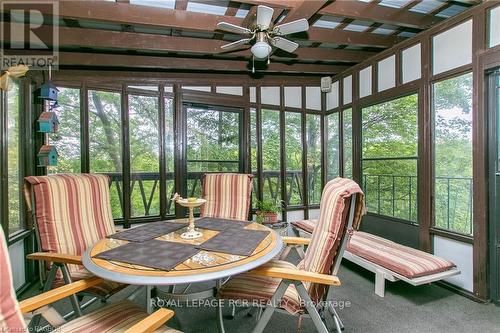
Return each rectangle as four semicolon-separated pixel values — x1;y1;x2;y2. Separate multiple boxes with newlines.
7;82;21;233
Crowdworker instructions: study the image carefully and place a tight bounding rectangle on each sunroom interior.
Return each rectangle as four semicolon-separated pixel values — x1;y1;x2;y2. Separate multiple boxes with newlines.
1;0;500;332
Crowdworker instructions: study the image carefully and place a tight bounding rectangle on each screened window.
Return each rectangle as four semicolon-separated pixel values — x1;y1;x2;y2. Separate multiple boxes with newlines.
88;90;123;218
326;112;340;180
7;82;21;234
261;109;280;202
285;111;303;206
343;108;353;179
49;87;81;174
433;73;473;235
250;108;258;208
165;97;175;215
129;94;160;217
306;114;322;204
362;94;418;222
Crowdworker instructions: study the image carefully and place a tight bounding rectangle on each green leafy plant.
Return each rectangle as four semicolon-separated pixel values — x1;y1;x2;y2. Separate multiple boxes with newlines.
256;199;282;213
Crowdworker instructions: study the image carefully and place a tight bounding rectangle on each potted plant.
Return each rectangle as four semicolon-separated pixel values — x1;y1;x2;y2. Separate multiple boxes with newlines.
255;199;282;224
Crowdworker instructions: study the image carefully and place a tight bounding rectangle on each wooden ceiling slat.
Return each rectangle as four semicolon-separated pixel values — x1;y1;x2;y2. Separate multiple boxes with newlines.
319;0;444;29
57;51;348;74
6;23;375;63
30;1;398;47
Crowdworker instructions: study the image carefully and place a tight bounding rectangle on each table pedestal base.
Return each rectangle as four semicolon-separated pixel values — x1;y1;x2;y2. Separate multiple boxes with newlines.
181;229;203;239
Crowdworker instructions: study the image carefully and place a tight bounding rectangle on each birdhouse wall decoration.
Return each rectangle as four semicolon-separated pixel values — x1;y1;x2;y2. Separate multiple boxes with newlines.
37;111;59;133
37;145;58;167
38;80;59;101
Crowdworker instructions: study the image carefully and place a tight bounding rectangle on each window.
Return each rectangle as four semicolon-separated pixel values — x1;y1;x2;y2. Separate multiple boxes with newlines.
250;108;258;208
362;94;418;222
326;112;340;180
343;108;353;178
49;87;81;174
433;73;473;234
165;96;175;215
306;113;322;204
7;82;21;234
261;109;280;202
88;90;123;218
129;94;160;217
285;111;303;206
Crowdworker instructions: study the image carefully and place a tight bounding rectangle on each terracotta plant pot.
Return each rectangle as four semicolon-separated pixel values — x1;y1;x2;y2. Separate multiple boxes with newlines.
256;211;278;224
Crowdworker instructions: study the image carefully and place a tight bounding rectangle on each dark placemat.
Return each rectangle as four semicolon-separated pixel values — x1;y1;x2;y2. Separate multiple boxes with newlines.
95;239;199;271
196;227;270;256
195;217;252;231
108;221;185;242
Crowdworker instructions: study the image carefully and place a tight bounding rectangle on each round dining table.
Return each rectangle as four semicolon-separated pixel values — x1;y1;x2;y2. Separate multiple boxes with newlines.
82;218;283;313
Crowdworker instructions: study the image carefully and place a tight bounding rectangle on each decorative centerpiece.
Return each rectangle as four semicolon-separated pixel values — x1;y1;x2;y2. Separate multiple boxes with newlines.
172;193;206;239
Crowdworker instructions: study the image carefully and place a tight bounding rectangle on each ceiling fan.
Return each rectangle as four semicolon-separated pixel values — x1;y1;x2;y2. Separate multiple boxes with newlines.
216;5;309;71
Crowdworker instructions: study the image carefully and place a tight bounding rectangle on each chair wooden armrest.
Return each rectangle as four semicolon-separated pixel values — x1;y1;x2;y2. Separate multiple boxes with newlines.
124;308;175;333
282;236;310;246
27;252;82;265
19;277;103;314
248;266;340;286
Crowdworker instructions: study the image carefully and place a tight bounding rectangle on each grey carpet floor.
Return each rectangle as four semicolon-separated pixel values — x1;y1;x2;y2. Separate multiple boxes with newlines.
21;257;500;333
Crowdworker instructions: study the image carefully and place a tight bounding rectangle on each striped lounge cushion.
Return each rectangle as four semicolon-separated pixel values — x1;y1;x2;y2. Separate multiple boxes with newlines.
201;173;253;221
25;174;123;293
58;300;181;333
217;260;302;315
291;219;318;234
0;228;26;332
347;231;456;279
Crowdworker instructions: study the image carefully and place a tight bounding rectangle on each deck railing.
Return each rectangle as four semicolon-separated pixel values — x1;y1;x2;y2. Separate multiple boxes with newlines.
104;172;472;234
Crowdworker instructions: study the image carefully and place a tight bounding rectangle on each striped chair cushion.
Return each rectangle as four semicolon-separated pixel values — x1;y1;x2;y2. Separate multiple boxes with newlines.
217;260;302;315
291;219;318;234
0;228;26;332
299;178;365;301
200;173;253;222
25;174;116;276
347;231;456;279
58;300;181;333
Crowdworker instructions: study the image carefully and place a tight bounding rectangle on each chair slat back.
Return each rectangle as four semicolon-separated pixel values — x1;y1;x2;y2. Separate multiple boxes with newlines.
24;173;115;274
201;173;253;221
299;178;364;301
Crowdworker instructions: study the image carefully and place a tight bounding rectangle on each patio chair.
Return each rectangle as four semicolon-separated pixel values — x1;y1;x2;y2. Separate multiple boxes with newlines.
216;178;365;333
201;173;253;221
0;227;181;333
23;174;126;320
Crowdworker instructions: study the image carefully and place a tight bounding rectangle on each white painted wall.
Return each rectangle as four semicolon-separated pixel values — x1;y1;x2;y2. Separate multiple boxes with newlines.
433;235;473;292
9;241;25;291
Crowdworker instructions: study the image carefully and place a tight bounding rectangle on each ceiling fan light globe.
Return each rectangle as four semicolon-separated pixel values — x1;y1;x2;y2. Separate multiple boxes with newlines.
251;41;271;59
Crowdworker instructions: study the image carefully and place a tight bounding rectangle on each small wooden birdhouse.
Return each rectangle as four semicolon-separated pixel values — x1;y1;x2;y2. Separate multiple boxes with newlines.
37;111;59;133
37;145;58;167
38;81;59;101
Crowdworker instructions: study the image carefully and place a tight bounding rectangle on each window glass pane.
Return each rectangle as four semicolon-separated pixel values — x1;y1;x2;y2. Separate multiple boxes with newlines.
343;109;353;178
327;112;340;180
88;90;123;219
262;109;280;202
250;108;258;208
186;105;240;199
285;112;303;206
49;87;81;174
433;73;473;234
306;114;322;204
362;94;418;222
7;82;21;234
165;97;175;215
129;94;160;217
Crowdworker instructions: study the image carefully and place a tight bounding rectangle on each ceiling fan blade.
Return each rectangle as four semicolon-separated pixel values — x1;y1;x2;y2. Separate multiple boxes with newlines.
256;5;274;30
217;22;252;35
273;18;309;35
270;37;299;53
220;38;252;51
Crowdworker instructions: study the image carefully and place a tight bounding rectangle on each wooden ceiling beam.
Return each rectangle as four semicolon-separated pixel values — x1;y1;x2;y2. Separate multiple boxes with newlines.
318;0;444;29
57;52;348;74
26;0;397;47
6;23;375;63
280;0;330;23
